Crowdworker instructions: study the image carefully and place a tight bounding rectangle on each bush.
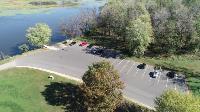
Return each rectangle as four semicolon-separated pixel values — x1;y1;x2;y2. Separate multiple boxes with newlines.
18;44;29;53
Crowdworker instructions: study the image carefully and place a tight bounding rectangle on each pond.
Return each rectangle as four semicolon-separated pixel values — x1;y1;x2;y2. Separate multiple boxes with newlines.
0;0;106;57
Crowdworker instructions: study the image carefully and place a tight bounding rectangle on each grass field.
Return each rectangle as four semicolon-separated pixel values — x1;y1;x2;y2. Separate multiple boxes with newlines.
0;0;80;16
0;68;153;112
0;68;77;112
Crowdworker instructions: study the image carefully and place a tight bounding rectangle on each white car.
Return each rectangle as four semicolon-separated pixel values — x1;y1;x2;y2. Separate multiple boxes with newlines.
152;70;160;78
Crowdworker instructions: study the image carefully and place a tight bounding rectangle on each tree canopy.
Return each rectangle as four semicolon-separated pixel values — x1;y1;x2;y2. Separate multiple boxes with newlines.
80;61;124;112
155;90;200;112
62;0;200;56
26;23;52;47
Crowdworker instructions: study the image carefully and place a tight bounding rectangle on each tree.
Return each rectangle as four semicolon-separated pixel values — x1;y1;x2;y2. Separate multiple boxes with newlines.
150;0;199;54
26;23;52;47
80;61;124;112
126;19;152;56
125;2;153;57
18;44;29;53
100;0;128;40
155;90;200;112
61;8;98;38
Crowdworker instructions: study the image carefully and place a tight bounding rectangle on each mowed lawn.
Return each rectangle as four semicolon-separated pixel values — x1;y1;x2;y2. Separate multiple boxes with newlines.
0;68;77;112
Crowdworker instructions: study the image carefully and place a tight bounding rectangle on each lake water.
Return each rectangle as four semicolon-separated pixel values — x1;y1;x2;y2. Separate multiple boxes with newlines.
0;0;106;56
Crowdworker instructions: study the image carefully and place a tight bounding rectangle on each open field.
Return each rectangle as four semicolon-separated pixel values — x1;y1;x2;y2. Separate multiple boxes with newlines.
0;0;80;16
0;68;77;112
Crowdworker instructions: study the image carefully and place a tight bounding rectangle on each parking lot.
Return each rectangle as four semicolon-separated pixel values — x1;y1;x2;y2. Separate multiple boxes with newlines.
15;43;188;108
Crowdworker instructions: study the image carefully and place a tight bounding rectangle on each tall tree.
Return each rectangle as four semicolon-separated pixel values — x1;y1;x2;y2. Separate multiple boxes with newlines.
126;18;152;56
80;61;124;112
100;0;128;39
126;2;153;56
26;23;52;47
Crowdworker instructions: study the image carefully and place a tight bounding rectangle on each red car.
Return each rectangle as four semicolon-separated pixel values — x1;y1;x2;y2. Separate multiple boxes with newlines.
79;42;88;46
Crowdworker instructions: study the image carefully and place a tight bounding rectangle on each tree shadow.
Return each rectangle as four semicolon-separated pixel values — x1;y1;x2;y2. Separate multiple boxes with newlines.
41;82;86;112
42;82;153;112
115;101;154;112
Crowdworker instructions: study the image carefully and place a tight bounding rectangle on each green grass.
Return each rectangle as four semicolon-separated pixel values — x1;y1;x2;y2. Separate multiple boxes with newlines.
0;58;13;65
0;68;77;112
0;68;153;112
0;0;80;16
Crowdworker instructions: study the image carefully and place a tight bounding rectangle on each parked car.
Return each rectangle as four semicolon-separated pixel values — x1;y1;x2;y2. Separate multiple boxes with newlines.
149;70;160;78
69;41;76;46
91;47;104;55
79;42;88;46
137;63;146;69
166;71;177;79
153;70;160;78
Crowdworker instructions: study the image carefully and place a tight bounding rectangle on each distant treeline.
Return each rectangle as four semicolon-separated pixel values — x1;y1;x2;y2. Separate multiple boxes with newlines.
62;0;200;56
29;1;57;6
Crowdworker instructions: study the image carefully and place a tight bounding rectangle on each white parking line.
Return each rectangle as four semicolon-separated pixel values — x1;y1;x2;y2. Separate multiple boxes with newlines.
112;59;118;65
165;78;169;88
142;66;148;78
116;59;124;66
126;62;135;75
135;69;139;75
157;71;162;84
174;84;177;90
148;77;152;82
120;61;129;72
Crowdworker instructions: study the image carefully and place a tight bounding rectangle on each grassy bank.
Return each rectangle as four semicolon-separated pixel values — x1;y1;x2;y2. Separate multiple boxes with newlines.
0;58;12;65
0;68;153;112
0;0;79;16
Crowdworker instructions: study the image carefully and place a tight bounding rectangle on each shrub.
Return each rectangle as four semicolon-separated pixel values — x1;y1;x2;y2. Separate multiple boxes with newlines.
18;44;29;53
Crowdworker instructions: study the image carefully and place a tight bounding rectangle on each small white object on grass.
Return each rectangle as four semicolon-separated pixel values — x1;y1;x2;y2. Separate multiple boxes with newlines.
48;75;54;80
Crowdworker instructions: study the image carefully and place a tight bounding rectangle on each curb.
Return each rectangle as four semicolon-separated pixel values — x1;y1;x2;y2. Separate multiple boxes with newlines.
16;66;155;110
124;96;155;110
16;66;83;82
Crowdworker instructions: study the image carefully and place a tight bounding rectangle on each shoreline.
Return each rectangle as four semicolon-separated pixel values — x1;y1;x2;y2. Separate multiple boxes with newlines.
0;0;80;16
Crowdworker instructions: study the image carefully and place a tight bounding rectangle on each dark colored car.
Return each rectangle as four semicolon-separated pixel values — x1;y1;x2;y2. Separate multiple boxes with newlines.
137;63;146;69
90;47;104;55
166;71;177;79
69;41;76;46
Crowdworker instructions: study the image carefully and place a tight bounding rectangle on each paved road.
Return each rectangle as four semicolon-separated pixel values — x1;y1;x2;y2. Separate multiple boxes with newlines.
7;44;187;108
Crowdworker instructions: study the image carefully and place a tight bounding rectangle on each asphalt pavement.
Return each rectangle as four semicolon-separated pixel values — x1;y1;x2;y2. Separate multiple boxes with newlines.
14;44;188;108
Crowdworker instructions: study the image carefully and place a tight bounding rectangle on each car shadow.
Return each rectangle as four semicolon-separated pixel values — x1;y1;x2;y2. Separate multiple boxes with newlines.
83;46;122;59
41;82;86;112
